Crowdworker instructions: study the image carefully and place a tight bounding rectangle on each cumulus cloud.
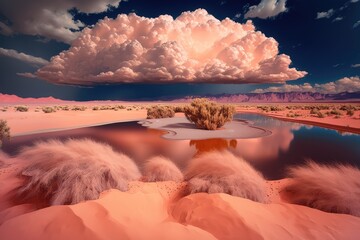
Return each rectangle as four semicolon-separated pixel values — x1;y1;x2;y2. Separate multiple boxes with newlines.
0;47;49;66
35;9;306;85
0;0;122;43
316;9;335;19
354;20;360;28
245;0;287;19
351;64;360;68
252;76;360;94
332;17;343;22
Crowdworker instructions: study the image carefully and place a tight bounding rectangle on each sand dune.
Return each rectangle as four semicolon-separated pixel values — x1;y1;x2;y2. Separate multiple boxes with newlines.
0;181;360;240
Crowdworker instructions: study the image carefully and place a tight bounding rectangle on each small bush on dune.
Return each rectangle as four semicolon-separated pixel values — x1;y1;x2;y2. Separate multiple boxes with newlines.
282;162;360;217
142;156;183;182
16;138;141;205
71;106;87;111
184;151;266;203
42;106;56;113
0;120;10;147
14;106;28;112
184;98;235;130
147;106;175;119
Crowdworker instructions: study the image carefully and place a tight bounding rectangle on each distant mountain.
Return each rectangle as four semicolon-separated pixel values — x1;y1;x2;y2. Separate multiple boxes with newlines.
0;94;65;104
173;92;360;103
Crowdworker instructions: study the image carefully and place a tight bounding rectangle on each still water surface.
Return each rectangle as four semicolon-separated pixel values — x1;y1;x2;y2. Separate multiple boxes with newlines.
2;113;360;180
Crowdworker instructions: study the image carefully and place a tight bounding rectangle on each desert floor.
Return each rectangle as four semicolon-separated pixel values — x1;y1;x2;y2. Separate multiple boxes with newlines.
0;102;359;135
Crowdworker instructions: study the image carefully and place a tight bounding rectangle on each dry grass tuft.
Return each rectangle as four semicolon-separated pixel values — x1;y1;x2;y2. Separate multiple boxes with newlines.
184;151;266;202
16;138;141;205
143;156;183;182
282;161;360;217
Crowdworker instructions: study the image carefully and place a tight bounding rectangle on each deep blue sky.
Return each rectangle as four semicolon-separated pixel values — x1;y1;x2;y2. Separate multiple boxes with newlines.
0;0;359;100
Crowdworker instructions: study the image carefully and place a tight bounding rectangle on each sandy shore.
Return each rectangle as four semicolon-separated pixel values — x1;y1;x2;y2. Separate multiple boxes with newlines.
140;117;271;140
235;104;360;134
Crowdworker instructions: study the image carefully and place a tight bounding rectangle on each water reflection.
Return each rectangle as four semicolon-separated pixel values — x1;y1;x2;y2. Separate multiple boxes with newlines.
2;114;360;180
190;139;237;157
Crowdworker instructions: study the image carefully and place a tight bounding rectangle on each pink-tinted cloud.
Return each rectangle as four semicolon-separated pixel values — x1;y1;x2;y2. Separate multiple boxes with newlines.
252;76;360;94
36;9;306;85
245;0;288;19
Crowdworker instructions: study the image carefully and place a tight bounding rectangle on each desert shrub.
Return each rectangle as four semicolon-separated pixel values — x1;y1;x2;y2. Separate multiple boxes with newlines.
257;105;269;112
287;112;302;118
316;111;325;118
310;108;319;115
282;162;360;217
0;120;10;147
62;105;70;111
71;105;87;111
16;138;140;205
147;106;175;119
270;106;284;111
142;156;183;182
184;98;235;130
184;151;266;203
42;106;56;113
347;109;354;116
92;106;99;111
14;106;28;112
328;109;342;116
174;105;185;113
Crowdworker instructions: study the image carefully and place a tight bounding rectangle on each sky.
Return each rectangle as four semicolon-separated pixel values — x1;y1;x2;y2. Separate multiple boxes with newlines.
0;0;359;101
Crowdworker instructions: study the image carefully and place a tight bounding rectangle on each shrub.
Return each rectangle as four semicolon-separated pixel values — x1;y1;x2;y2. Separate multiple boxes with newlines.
42;106;56;113
14;106;28;112
142;156;183;182
347;109;354;117
16;139;140;205
174;106;185;113
316;111;325;118
147;106;175;119
71;106;87;111
0;119;10;147
92;106;99;111
185;151;266;203
282;162;360;217
184;98;235;130
310;108;319;115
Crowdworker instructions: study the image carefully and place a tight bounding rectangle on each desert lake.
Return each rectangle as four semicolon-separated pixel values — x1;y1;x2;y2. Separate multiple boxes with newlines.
2;113;360;180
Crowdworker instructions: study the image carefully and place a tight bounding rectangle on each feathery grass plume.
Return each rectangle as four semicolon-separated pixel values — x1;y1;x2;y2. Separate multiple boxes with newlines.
184;98;235;130
147;105;175;119
0;119;10;148
184;151;266;203
143;156;183;182
282;161;360;217
16;138;141;205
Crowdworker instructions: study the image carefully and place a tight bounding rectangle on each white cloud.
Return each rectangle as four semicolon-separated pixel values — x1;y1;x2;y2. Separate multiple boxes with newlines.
316;9;335;19
244;0;287;19
0;47;49;66
0;0;122;43
233;13;242;20
17;72;37;78
353;20;360;28
252;76;360;94
332;17;343;22
351;64;360;68
351;0;359;3
35;9;306;85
